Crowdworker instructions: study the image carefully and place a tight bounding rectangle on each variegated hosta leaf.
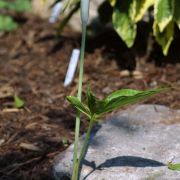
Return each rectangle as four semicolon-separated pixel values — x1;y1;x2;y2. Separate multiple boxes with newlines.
131;0;154;22
109;0;116;7
153;21;174;55
173;0;180;29
112;0;137;48
154;0;173;32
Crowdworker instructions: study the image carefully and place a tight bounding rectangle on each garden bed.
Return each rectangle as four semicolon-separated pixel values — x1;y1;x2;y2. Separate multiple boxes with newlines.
0;15;179;180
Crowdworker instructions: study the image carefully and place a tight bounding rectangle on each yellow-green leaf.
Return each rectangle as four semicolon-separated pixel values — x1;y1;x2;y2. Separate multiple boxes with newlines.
153;21;174;55
112;0;137;48
154;0;173;32
132;0;154;22
109;0;116;7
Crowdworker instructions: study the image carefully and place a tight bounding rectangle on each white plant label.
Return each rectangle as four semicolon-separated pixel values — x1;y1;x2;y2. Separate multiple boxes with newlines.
49;2;63;23
64;49;80;87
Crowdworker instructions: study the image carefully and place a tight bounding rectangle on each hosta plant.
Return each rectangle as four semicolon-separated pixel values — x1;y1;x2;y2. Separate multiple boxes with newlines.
0;0;31;31
53;0;180;56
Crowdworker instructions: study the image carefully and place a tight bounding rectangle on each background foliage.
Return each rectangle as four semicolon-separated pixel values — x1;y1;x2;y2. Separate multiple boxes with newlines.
54;0;180;56
0;0;31;31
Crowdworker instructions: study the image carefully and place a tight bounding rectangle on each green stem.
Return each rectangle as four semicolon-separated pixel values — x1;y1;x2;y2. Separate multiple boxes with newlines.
72;23;87;180
72;118;94;180
78;119;94;166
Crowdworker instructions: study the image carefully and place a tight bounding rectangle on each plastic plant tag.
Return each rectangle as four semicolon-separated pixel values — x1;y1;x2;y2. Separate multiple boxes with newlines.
49;1;63;23
64;49;80;87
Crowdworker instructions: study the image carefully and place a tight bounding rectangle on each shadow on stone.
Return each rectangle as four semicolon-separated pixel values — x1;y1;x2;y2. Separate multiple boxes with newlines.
109;116;139;133
83;156;165;180
98;156;165;168
53;171;71;180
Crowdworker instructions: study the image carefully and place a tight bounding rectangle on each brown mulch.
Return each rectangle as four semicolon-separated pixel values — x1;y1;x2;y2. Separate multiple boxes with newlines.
0;15;179;180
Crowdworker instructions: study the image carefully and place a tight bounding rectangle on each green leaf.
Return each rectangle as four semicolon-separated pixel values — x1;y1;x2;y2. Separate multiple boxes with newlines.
108;0;116;7
168;162;180;171
173;0;180;29
8;0;31;12
153;21;174;55
62;137;68;147
14;95;25;108
100;88;163;115
86;88;107;117
0;0;8;9
67;88;165;120
105;89;142;102
112;0;137;47
0;15;17;32
86;88;96;114
66;96;91;118
154;0;173;32
131;0;154;22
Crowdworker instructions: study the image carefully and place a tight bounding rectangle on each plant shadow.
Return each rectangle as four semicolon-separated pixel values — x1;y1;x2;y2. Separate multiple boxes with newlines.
82;156;165;180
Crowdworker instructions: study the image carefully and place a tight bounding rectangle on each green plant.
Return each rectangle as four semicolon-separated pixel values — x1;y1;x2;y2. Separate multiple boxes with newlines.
53;0;180;55
0;0;31;32
62;137;68;147
110;0;180;55
14;95;25;108
63;1;165;179
168;162;180;171
68;88;165;179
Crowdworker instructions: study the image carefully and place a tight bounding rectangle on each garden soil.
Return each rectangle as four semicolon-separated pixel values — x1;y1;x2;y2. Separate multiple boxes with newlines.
0;15;179;180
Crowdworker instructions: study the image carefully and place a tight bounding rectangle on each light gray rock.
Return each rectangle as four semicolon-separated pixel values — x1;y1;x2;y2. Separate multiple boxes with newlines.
53;105;180;180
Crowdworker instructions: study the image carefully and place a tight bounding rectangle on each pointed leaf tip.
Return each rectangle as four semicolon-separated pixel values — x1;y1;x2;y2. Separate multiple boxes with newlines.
66;96;91;119
14;95;25;108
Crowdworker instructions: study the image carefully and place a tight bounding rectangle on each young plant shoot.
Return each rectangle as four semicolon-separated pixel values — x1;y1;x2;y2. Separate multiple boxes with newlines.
68;0;165;180
71;0;90;179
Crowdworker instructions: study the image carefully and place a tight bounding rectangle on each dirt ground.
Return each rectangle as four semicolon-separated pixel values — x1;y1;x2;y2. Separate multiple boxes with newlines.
0;15;179;180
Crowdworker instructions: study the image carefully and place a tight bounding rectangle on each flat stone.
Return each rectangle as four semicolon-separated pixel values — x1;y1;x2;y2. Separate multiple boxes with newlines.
53;105;180;180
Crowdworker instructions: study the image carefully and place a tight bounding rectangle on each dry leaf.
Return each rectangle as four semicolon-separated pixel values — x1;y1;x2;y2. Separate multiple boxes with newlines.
2;108;20;113
19;143;42;152
0;86;14;99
